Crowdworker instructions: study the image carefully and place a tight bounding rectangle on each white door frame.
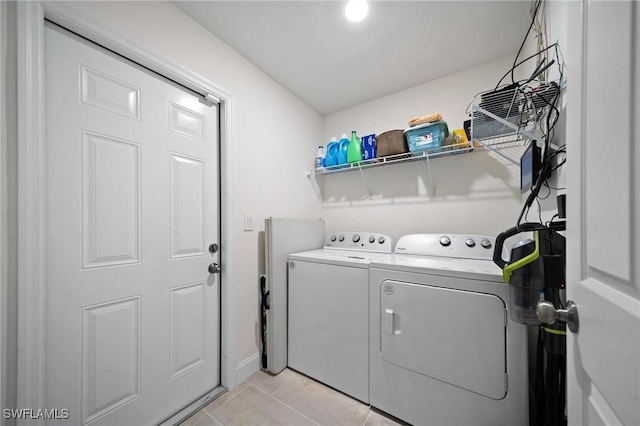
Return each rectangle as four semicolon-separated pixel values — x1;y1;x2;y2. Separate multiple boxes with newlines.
16;1;237;418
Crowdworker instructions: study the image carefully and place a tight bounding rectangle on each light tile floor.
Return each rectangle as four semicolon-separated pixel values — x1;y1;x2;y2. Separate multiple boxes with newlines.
181;369;406;426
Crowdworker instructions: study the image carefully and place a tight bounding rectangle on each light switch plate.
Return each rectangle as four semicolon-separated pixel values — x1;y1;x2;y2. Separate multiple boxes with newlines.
244;213;253;231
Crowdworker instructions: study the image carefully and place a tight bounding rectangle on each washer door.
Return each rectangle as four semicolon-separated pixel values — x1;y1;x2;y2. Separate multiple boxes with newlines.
289;260;370;402
380;280;507;399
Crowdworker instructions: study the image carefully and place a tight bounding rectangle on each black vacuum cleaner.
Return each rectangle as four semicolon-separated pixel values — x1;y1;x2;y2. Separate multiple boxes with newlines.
493;221;567;426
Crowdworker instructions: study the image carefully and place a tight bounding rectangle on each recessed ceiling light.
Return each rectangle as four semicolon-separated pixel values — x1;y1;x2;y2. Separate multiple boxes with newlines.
345;0;369;22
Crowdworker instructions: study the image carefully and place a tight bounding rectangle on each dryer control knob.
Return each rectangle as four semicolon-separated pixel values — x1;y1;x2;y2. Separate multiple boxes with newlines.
378;237;386;244
481;239;492;249
369;236;376;243
338;235;345;242
352;234;361;243
439;236;451;246
465;238;476;247
330;235;337;242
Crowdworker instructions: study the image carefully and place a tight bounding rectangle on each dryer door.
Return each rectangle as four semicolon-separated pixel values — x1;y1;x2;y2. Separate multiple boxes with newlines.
380;280;507;399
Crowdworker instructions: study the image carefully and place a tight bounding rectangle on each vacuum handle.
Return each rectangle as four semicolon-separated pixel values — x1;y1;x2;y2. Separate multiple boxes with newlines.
493;225;521;269
493;222;564;269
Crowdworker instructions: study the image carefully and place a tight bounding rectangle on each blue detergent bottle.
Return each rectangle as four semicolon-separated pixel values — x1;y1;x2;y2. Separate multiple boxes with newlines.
325;137;339;167
337;133;349;166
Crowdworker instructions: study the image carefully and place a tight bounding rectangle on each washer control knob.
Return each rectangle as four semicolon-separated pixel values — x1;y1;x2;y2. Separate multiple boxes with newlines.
465;238;476;247
378;237;386;244
330;235;337;242
352;234;361;243
338;235;345;242
439;236;451;247
481;239;492;249
369;236;376;243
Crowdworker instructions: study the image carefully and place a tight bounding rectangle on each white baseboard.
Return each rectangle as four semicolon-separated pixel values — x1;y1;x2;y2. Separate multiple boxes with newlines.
234;352;260;386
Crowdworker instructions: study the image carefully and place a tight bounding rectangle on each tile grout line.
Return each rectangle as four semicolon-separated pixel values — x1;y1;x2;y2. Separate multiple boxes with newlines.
212;414;224;426
200;374;399;426
269;372;374;426
362;409;373;426
251;383;321;425
201;381;251;418
268;369;296;396
201;406;222;425
195;409;216;425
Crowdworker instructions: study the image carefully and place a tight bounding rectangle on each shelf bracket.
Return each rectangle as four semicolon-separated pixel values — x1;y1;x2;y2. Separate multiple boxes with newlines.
356;163;373;199
306;171;324;207
424;153;436;196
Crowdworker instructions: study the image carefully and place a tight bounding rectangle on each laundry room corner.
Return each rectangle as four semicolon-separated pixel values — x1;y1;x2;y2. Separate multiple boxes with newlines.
318;0;569;242
316;6;571;423
7;1;636;424
320;54;528;241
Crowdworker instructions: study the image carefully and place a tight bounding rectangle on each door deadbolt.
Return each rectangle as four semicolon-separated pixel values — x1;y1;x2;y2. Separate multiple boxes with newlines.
209;243;219;254
208;263;221;274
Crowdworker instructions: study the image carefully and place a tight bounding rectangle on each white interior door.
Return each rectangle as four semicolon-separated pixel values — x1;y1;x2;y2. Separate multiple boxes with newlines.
566;1;640;425
44;22;220;425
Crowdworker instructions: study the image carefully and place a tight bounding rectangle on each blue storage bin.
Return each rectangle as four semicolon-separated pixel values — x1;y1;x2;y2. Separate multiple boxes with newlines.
404;120;449;154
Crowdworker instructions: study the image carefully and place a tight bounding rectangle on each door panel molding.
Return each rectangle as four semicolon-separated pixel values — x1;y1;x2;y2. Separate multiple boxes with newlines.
17;2;237;421
43;2;226;105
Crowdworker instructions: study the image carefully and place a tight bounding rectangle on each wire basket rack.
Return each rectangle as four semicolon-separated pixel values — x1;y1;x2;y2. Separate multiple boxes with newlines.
471;81;560;164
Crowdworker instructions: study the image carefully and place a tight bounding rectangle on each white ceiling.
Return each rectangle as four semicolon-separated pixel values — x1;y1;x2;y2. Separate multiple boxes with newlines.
173;1;531;115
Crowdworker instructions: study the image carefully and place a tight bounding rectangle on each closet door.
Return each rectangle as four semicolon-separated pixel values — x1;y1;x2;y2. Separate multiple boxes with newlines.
566;2;639;425
45;23;220;425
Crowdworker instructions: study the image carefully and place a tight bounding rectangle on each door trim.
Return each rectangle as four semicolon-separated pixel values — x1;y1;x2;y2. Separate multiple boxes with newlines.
17;1;237;419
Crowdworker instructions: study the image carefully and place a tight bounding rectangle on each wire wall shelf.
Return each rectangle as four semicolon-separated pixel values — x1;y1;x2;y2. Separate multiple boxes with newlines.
307;142;474;204
307;79;563;204
309;142;473;177
471;80;560;165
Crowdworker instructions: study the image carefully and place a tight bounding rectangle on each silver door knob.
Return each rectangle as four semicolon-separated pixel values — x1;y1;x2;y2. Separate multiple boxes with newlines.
536;300;579;333
208;263;221;274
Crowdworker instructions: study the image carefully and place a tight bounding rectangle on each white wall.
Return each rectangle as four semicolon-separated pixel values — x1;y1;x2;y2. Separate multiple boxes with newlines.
320;0;570;241
517;0;569;221
544;0;568;196
320;55;525;241
5;0;323;386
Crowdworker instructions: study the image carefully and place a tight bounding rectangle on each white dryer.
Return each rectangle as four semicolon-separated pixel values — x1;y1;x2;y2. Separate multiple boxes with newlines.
369;234;528;426
288;232;393;403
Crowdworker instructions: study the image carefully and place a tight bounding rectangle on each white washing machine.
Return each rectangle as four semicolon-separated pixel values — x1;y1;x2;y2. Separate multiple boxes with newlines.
369;234;528;426
288;232;393;403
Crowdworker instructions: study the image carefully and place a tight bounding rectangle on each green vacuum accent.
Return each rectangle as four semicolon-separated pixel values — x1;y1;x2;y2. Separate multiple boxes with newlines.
503;231;540;284
543;327;567;336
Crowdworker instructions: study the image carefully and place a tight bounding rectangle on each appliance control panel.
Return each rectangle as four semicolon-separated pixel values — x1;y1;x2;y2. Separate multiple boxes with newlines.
395;234;500;260
324;232;393;253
